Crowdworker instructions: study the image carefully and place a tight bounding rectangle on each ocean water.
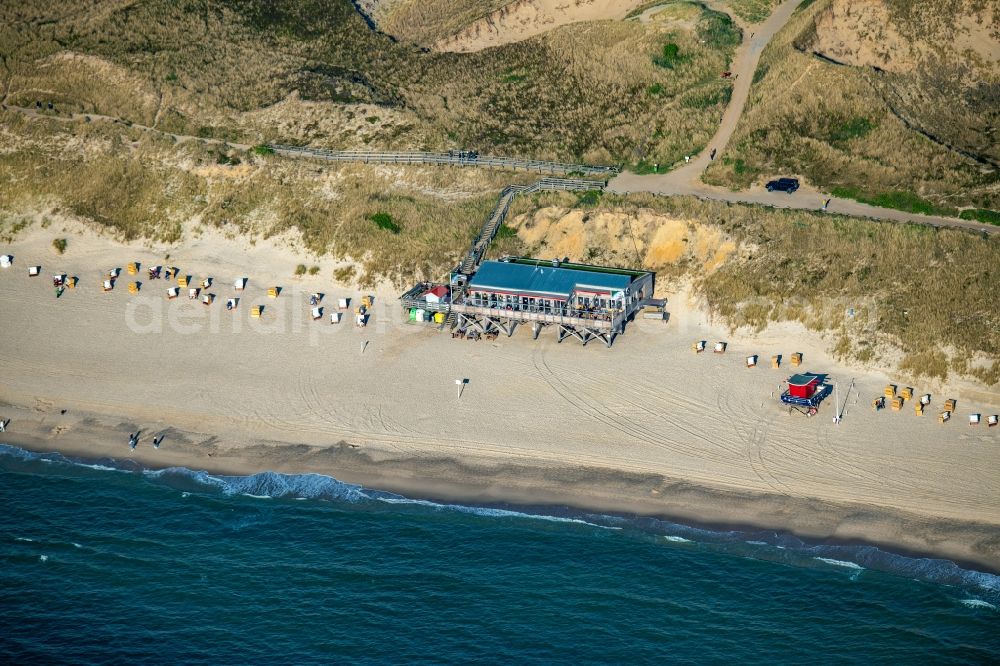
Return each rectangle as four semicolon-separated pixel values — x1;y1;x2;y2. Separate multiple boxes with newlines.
2;444;998;664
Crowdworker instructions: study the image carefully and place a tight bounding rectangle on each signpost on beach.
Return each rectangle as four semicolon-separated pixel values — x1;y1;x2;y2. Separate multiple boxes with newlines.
456;378;466;399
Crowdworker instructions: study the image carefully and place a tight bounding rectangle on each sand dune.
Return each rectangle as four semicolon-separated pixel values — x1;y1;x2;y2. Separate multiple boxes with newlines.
435;0;647;53
1;224;999;568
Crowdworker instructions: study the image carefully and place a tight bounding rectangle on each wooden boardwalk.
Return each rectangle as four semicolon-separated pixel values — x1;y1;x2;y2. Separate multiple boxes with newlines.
268;145;619;178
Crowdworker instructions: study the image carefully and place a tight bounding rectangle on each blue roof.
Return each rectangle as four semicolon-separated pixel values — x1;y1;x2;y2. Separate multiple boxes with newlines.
787;373;821;386
468;261;632;298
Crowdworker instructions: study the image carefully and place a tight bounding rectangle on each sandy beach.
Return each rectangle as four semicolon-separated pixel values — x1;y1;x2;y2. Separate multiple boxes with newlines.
2;222;999;571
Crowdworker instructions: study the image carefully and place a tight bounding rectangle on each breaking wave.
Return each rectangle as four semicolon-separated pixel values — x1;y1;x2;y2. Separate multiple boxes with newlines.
2;442;999;599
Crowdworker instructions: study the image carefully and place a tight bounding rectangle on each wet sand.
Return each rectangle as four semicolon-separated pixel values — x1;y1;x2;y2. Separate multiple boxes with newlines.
2;223;999;571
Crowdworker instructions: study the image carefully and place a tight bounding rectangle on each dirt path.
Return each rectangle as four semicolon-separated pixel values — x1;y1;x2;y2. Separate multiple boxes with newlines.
3;103;250;151
609;0;997;236
4;43;997;239
614;0;800;190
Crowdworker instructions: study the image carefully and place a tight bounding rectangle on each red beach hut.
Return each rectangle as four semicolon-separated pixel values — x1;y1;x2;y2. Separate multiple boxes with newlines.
787;373;820;399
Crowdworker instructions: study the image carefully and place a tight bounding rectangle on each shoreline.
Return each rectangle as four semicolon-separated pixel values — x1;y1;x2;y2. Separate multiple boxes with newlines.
3;406;999;576
2;221;999;579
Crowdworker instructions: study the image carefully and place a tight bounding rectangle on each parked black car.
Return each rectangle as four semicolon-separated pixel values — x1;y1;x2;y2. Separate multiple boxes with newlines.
766;177;799;193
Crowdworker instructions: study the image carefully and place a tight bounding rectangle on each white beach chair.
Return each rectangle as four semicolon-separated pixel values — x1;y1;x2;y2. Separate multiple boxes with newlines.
0;255;12;268
28;265;41;277
969;413;981;425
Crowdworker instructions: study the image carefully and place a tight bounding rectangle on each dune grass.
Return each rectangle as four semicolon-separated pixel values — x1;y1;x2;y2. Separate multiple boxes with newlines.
703;0;999;212
505;190;999;385
724;0;779;23
0;109;531;287
0;0;740;167
373;0;512;45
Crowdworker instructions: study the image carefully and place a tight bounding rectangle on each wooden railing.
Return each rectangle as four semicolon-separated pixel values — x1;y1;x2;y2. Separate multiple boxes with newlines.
460;177;606;274
268;144;619;177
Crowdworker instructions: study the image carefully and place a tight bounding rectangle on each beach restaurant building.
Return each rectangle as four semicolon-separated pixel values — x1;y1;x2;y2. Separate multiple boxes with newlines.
464;259;644;316
402;257;655;347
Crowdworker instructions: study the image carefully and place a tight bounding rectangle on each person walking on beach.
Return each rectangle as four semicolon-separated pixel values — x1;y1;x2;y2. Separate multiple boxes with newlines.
709;148;716;161
0;418;7;433
129;432;139;451
153;435;164;449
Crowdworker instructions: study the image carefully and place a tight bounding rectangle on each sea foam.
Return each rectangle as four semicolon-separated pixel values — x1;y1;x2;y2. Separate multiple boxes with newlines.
960;598;997;611
815;557;865;570
3;442;1000;599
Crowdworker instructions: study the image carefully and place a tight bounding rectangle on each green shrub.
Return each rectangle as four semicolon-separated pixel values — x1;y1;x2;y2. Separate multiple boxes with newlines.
308;265;320;275
295;264;307;275
959;209;1000;226
697;10;741;50
656;43;682;69
52;238;67;254
495;223;517;239
827;117;876;144
730;158;748;175
370;212;401;234
502;69;528;84
251;144;275;156
831;187;951;216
